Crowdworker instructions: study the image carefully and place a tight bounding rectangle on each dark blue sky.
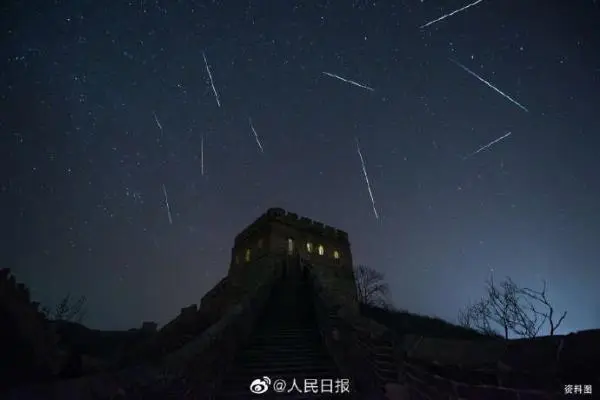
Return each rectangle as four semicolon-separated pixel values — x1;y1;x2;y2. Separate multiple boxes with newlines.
2;0;599;333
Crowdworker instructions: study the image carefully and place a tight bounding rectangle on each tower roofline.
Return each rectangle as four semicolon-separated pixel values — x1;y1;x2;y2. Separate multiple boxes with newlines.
234;207;349;246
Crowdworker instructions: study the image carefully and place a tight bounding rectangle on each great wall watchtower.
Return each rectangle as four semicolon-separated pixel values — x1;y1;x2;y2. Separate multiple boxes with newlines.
224;207;360;313
229;207;354;275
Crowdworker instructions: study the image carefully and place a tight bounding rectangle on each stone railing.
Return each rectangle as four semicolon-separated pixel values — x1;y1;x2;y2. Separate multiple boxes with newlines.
4;266;283;400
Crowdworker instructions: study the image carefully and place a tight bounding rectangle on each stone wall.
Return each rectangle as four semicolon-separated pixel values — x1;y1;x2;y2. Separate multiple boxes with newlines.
5;266;282;400
308;260;359;313
400;330;600;376
383;331;600;399
0;268;61;390
122;258;280;365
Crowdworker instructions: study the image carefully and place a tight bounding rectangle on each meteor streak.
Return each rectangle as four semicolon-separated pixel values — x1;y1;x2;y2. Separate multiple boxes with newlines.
161;183;173;224
420;0;485;29
450;58;529;112
203;51;221;107
322;71;374;92
355;137;379;219
464;131;512;160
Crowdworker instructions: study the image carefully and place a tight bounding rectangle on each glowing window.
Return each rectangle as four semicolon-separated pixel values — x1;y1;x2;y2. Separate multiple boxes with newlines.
287;238;294;254
258;238;263;249
333;250;340;259
235;255;240;265
245;249;251;262
318;244;324;256
306;242;313;253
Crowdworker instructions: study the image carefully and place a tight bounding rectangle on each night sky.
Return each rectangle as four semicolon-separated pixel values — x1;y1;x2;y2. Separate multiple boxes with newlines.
3;0;600;333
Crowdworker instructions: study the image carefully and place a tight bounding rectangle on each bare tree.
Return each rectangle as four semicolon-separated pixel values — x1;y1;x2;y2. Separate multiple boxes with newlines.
458;276;566;338
353;265;392;308
458;297;499;336
42;294;87;323
520;280;567;336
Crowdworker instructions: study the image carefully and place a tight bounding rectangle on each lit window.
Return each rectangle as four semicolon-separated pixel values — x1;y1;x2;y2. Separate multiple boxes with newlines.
258;238;263;249
318;245;324;256
287;238;294;254
235;255;240;265
245;249;251;262
306;242;313;253
333;250;340;259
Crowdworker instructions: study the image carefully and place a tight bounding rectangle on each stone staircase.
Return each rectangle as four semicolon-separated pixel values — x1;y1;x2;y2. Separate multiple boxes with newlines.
215;273;353;399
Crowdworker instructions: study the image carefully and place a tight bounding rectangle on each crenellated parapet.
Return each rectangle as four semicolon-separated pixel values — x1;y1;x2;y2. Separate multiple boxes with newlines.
230;208;354;277
0;269;36;307
234;208;349;245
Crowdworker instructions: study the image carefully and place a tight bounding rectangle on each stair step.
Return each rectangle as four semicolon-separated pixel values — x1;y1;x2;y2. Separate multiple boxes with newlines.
248;342;323;349
253;328;316;334
256;321;314;324
226;365;335;377
248;338;322;347
233;354;334;367
240;350;323;360
251;332;320;339
249;335;321;345
256;324;316;330
216;279;348;398
375;358;396;366
237;353;331;362
239;361;332;371
238;354;329;366
242;343;322;351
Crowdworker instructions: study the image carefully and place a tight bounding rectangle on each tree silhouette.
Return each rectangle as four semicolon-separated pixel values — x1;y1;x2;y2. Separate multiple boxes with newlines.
458;276;567;338
41;293;87;323
353;265;393;308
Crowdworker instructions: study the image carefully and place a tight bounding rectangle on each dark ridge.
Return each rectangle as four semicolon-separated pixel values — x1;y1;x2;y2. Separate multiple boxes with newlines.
359;303;500;341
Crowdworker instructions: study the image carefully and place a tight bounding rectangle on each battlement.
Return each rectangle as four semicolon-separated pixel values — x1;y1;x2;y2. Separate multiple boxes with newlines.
0;268;35;309
234;207;349;245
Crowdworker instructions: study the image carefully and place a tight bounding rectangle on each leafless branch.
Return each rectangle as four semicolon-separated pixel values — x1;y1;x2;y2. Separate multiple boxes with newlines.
520;280;567;336
42;293;87;323
353;265;392;308
459;276;567;338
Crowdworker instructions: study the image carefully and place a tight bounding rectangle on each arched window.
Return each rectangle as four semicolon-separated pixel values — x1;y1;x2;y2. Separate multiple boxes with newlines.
287;238;294;254
258;238;263;249
318;244;325;256
245;249;251;262
333;250;340;259
306;242;313;253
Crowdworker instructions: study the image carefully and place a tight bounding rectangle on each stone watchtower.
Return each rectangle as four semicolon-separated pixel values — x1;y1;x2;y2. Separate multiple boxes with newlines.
227;207;359;311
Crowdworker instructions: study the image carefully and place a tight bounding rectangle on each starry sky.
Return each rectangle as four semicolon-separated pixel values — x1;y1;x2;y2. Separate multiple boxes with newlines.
3;0;600;333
